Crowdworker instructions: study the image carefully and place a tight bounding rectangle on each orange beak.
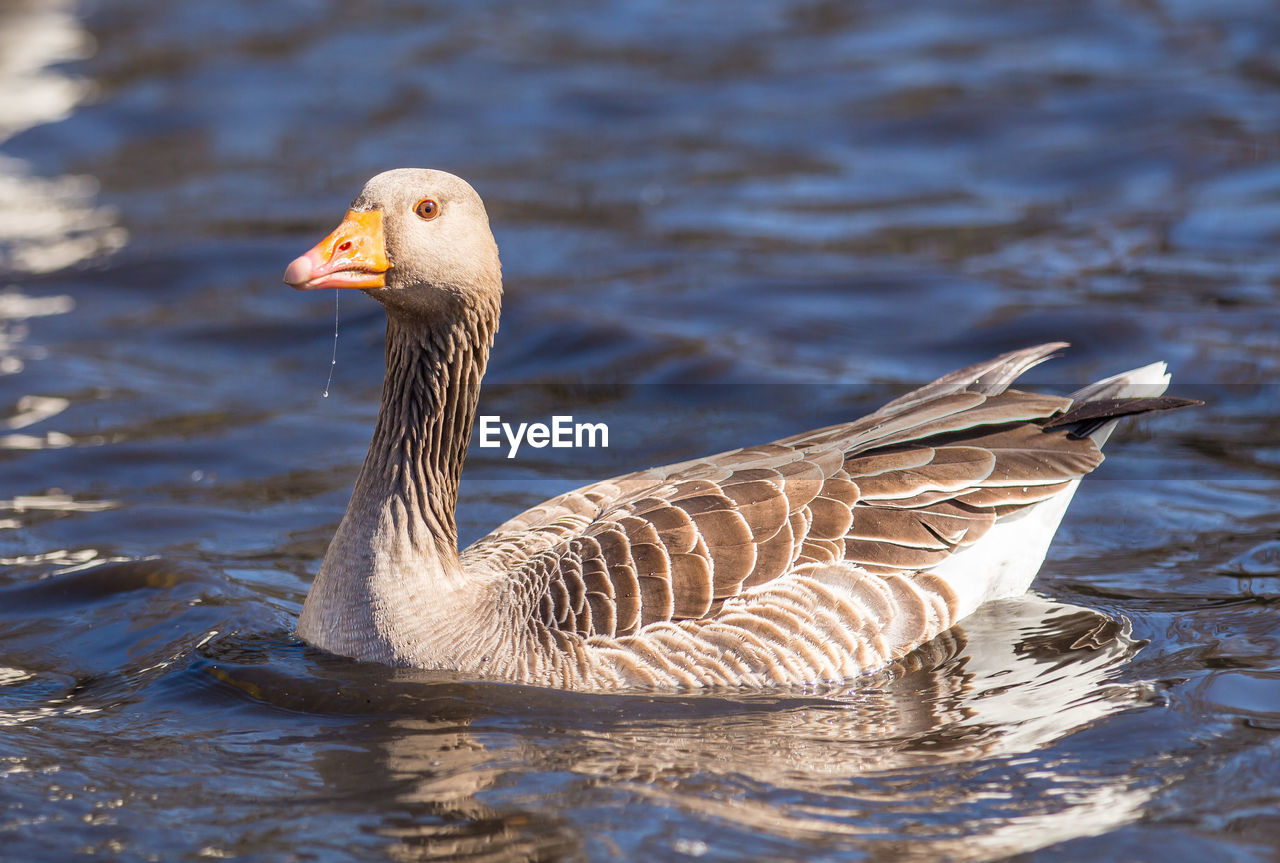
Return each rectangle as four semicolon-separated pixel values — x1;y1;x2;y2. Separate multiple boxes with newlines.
283;209;392;290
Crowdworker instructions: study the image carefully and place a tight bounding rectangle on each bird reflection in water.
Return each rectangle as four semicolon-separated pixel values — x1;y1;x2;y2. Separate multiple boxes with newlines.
204;592;1150;861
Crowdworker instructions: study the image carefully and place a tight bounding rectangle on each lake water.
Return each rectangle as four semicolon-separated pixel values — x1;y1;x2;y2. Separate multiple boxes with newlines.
2;0;1279;859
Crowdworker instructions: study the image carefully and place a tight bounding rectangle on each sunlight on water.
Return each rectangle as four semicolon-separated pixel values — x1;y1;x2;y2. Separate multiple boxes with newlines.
0;0;125;273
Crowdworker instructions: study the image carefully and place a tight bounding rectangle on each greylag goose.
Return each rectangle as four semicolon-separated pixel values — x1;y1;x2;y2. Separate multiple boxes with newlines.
284;168;1193;690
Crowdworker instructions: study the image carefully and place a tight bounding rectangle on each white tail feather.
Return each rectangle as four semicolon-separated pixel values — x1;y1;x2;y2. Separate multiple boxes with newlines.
929;360;1171;620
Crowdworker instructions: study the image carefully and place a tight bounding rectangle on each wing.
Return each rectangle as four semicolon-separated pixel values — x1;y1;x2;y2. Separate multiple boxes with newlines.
461;344;1156;639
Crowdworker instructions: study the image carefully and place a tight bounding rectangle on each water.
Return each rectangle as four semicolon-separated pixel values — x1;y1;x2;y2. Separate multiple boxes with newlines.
2;0;1278;859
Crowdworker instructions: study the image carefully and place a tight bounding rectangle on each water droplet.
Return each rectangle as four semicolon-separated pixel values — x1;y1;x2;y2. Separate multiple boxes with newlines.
323;290;339;397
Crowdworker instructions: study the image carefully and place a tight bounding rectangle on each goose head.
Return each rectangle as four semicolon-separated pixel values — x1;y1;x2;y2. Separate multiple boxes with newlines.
283;168;502;319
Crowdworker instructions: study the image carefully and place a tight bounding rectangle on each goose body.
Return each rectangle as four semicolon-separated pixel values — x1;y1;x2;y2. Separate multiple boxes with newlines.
286;169;1191;691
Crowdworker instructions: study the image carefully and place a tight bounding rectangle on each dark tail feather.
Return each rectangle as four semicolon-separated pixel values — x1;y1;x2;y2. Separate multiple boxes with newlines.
1044;396;1202;440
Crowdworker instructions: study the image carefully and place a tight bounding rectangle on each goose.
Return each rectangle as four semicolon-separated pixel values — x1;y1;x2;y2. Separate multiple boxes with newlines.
284;168;1193;690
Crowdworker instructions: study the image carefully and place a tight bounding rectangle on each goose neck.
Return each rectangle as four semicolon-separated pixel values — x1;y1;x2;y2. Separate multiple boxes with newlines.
359;299;497;566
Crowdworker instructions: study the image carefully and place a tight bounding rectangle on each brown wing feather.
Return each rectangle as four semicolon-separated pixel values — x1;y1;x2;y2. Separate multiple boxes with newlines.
466;343;1174;641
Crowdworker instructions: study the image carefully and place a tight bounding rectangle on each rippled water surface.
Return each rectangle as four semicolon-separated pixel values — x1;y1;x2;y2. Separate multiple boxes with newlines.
2;0;1279;859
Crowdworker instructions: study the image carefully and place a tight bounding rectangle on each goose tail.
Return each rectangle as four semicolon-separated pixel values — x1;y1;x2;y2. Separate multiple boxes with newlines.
1047;361;1197;446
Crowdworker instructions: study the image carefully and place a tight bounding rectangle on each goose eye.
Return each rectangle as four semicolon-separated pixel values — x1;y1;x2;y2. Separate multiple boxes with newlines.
413;198;440;221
